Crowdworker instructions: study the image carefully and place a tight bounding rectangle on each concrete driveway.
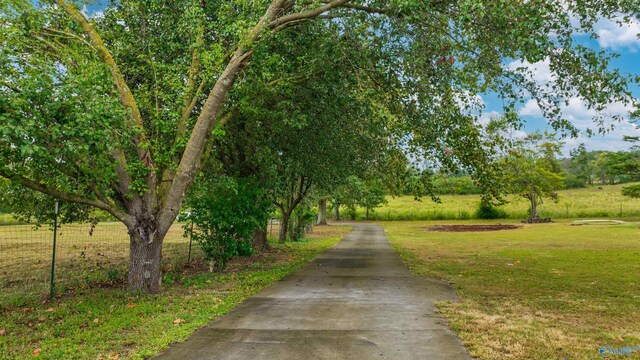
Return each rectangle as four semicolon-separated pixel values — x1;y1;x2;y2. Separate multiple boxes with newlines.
155;224;470;359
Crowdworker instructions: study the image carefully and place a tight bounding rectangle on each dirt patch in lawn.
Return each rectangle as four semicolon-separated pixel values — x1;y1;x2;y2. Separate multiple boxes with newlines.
423;224;523;232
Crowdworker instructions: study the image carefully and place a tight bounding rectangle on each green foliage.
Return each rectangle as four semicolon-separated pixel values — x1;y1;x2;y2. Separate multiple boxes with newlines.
0;181;92;226
290;205;315;242
432;175;480;195
2;0;639;292
330;176;388;220
566;143;593;187
186;176;270;271
401;168;436;200
621;184;640;199
501;132;566;219
564;144;640;189
474;201;508;220
563;173;587;189
359;181;387;214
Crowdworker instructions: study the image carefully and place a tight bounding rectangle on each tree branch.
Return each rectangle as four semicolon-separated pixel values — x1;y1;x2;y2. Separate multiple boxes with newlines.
53;0;148;148
177;25;205;139
42;27;97;50
337;3;392;15
0;169;132;225
1;80;21;93
267;0;350;31
158;0;290;231
175;79;206;143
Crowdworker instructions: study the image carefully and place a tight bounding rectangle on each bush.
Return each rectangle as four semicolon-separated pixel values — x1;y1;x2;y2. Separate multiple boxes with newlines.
433;176;480;195
622;184;640;198
564;173;586;189
474;201;508;219
290;206;315;242
186;176;271;271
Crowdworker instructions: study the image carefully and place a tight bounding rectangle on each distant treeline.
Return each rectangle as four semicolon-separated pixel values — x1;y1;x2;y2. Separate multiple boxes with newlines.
431;175;479;195
561;145;640;188
405;146;640;196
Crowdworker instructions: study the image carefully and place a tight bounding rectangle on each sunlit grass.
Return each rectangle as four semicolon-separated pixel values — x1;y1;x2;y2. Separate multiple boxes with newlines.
384;219;640;359
360;183;640;220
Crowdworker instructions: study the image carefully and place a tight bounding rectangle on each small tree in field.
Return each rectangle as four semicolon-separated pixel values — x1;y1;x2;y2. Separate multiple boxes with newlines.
502;132;565;222
358;180;387;221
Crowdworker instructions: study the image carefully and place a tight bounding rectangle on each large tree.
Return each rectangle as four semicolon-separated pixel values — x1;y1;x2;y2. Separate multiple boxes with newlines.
1;0;637;292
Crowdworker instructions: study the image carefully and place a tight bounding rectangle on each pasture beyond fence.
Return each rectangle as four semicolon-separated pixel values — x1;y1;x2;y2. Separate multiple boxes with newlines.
0;205;198;306
0;206;284;306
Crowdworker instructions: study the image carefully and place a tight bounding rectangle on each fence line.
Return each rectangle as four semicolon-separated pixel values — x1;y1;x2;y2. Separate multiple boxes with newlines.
0;205;198;305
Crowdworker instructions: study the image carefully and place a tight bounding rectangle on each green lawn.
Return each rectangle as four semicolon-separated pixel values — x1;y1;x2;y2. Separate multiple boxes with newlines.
384;219;640;359
0;225;350;359
360;183;640;220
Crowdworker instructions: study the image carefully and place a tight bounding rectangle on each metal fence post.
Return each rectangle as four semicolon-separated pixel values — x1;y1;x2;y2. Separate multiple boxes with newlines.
50;201;59;299
187;219;194;263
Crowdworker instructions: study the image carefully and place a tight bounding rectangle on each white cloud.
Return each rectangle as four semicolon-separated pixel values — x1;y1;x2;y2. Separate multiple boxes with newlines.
561;121;640;156
90;10;105;19
518;96;639;155
504;14;640;155
82;5;104;19
507;58;555;83
454;89;484;111
477;110;501;126
519;99;543;117
594;16;640;51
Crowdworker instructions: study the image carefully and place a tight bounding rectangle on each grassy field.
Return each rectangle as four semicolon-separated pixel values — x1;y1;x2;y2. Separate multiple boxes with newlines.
384;219;640;359
0;225;350;359
359;183;640;220
0;221;195;306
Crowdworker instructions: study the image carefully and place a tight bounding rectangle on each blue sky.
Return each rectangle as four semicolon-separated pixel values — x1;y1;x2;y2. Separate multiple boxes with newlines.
480;16;640;156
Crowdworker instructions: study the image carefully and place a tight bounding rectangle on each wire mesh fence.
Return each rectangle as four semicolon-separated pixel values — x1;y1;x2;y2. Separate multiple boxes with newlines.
0;209;198;306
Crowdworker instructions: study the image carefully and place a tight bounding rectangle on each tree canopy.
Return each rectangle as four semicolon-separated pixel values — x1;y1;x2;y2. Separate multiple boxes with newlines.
1;0;638;292
501;132;565;221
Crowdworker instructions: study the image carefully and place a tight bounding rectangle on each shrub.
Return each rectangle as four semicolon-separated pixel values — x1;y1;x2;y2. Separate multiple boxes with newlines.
564;173;587;189
474;201;508;219
186;176;271;271
433;175;480;195
290;206;315;242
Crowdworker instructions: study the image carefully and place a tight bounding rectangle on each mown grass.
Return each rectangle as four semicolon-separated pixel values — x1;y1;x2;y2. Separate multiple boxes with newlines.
384;220;640;359
0;225;350;359
360;183;640;220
